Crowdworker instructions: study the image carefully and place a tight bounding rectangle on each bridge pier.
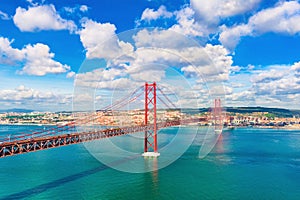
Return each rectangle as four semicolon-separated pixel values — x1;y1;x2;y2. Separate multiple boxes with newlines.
143;82;159;157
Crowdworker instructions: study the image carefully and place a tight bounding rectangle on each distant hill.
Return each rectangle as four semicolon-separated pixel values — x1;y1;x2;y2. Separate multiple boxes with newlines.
181;107;300;118
0;108;35;113
1;107;300;118
225;107;300;117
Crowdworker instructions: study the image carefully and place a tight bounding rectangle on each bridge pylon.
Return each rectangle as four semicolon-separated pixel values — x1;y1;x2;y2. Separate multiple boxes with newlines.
142;82;160;157
213;98;223;133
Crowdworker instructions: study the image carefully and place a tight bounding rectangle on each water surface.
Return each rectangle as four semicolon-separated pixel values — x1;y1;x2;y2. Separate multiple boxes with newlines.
0;125;300;199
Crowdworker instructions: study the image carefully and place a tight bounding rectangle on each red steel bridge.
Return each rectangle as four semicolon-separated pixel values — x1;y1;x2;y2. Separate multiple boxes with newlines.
0;82;223;158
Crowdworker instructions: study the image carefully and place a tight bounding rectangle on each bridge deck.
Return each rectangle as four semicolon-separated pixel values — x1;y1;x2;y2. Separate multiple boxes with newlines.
0;118;206;158
0;119;202;158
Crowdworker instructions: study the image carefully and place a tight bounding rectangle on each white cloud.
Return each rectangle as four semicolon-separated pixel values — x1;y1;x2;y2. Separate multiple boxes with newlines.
210;85;233;96
78;19;133;60
0;37;24;64
139;1;260;37
131;30;238;83
254;75;300;96
129;48;179;68
63;7;76;14
138;5;207;37
219;24;252;50
76;76;135;90
181;44;236;82
220;1;300;49
191;0;261;24
227;62;300;108
258;64;300;95
229;90;255;102
77;27;239;107
0;37;71;76
64;5;88;14
66;71;76;78
0;85;71;107
141;5;173;21
170;6;205;37
0;10;10;20
76;68;124;83
74;67;135;89
251;69;288;83
291;61;300;72
133;28;197;49
80;5;88;12
13;4;76;32
19;43;71;76
26;0;39;6
248;1;300;34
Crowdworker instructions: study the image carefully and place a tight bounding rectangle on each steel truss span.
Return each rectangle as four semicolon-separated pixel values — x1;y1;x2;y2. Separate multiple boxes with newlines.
0;119;201;158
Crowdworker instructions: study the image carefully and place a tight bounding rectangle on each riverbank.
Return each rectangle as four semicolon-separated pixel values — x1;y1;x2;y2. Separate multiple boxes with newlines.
1;123;300;130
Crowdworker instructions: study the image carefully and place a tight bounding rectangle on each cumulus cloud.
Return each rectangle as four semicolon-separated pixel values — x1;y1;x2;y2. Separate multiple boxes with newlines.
76;27;239;107
251;69;288;83
219;24;252;50
80;5;88;12
138;1;260;37
20;43;71;76
0;85;51;101
133;28;197;49
210;85;233;96
181;44;237;82
191;0;261;24
252;63;300;96
79;28;238;86
0;85;72;109
0;36;71;76
229;90;255;104
170;6;205;37
220;1;300;49
227;62;300;107
138;6;206;37
74;67;135;89
254;75;300;96
291;61;300;73
78;19;133;60
13;4;76;32
141;5;173;21
77;68;124;83
0;37;24;64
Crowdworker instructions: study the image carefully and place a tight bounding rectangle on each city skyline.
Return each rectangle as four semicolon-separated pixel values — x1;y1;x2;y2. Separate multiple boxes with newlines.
0;0;300;111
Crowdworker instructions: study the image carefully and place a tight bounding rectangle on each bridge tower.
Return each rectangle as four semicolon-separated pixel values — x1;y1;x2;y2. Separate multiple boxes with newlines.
142;82;160;157
213;98;223;133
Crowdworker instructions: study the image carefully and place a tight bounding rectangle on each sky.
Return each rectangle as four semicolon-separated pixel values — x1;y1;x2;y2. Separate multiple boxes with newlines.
0;0;300;111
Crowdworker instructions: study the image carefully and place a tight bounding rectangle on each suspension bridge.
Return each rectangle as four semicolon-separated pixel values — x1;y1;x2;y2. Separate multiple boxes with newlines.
0;82;223;158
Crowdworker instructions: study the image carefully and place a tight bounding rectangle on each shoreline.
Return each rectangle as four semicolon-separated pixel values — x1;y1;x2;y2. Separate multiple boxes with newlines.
224;125;300;130
1;123;300;130
0;123;56;126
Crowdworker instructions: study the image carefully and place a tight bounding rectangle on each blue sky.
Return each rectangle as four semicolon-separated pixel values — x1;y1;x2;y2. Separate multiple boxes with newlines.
0;0;300;111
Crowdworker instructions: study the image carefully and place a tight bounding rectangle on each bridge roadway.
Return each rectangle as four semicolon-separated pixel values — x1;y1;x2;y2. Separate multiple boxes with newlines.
0;118;203;158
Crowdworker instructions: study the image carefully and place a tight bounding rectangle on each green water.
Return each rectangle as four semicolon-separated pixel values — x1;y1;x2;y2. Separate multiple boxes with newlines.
0;125;300;199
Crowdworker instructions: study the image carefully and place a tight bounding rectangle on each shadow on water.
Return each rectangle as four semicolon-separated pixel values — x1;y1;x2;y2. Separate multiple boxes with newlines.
0;155;139;200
